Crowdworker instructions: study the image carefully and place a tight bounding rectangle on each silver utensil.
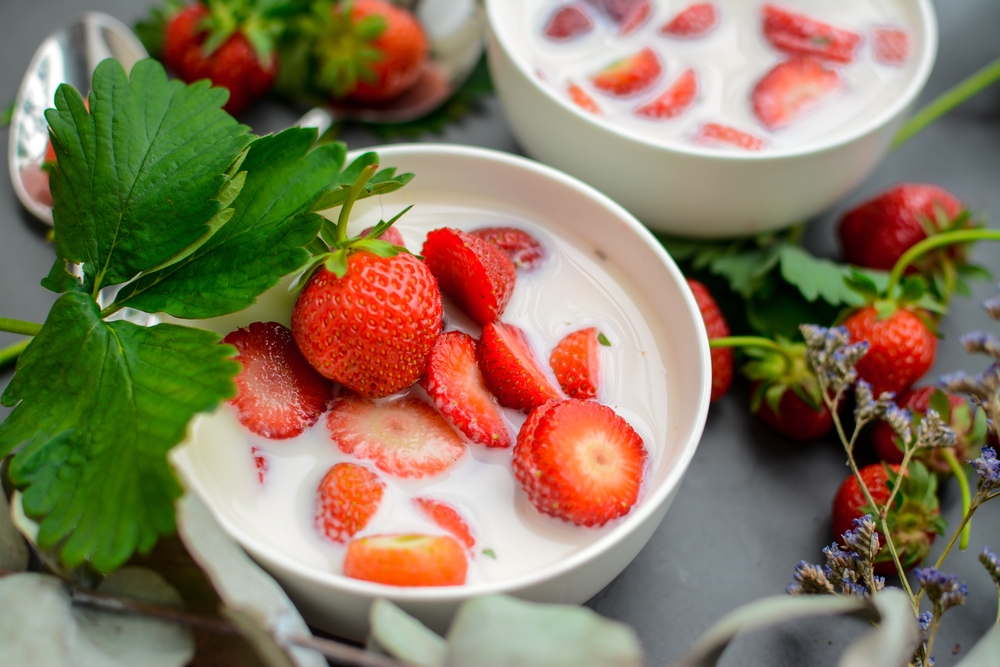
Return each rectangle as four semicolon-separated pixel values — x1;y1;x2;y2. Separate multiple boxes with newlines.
8;12;148;226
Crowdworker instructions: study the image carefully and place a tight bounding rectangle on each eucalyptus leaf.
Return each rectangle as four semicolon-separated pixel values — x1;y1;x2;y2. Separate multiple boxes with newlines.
369;599;446;667
445;594;643;667
174;494;325;667
954;624;1000;666
837;589;918;667
0;485;28;572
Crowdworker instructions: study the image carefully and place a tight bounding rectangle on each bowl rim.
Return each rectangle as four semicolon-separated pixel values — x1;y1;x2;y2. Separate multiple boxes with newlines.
485;0;938;160
175;142;712;603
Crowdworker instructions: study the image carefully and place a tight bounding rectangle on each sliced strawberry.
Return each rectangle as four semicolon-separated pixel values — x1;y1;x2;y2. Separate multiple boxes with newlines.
752;57;842;130
762;4;862;64
619;0;652;36
659;3;719;38
252;446;268;485
477;322;562;413
591;47;662;98
587;0;646;23
315;462;385;543
343;534;467;586
544;4;594;41
420;332;512;448
413;497;476;550
468;226;546;271
873;27;910;66
567;82;602;115
327;393;466;478
514;399;646;527
224;322;333;439
635;68;698;120
422;227;517;327
359;225;405;248
695;123;766;151
549;328;602;400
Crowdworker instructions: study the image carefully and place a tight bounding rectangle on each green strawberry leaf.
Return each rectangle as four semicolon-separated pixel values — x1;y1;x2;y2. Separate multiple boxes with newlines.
746;283;840;339
929;389;953;423
0;293;237;570
843;269;882;303
44;59;253;296
310;152;414;213
778;245;886;307
1;100;12;127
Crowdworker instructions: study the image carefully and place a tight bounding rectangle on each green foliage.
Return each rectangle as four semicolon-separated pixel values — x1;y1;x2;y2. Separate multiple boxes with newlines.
134;0;184;58
1;100;12;128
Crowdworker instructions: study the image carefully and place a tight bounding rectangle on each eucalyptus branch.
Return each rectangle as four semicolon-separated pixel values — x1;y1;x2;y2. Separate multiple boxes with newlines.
0;317;42;336
287;634;407;667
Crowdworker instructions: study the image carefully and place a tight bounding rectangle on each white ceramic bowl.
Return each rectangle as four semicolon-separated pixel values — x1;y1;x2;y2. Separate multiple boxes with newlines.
486;0;938;238
172;144;711;640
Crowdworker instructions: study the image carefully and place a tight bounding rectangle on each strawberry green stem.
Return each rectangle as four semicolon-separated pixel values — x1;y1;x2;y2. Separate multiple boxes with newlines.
336;163;380;244
941;448;972;551
709;336;792;360
0;338;30;371
0;318;42;336
885;229;1000;299
893;56;1000;150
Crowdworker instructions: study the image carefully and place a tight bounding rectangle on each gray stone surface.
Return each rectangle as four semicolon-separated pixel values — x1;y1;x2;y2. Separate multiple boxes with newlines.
1;1;998;665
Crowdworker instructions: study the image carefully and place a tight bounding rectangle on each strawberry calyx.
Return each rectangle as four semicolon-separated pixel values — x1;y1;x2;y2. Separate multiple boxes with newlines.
195;0;287;64
307;0;389;98
710;336;824;415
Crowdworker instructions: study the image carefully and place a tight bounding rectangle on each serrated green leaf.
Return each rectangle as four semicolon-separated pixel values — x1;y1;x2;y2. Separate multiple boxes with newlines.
709;246;780;298
746;284;840;339
0;293;237;569
310;152;414;213
45;58;252;296
779;245;880;307
111;130;345;318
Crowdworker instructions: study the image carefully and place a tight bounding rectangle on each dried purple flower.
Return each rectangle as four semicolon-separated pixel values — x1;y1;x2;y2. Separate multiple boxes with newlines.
883;403;913;445
960;331;1000;361
788;561;835;595
854;379;897;424
916;568;968;613
984;295;1000;321
980;547;1000;589
917;611;933;639
800;325;869;396
915;409;956;450
971;446;1000;493
842;515;880;565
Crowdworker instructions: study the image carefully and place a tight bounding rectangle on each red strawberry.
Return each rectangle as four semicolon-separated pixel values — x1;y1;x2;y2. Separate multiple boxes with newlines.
752;382;833;440
635;68;698;120
752;57;842;130
619;0;652;36
223;322;332;439
832;462;944;573
315;462;385;543
344;534;467;586
549;328;602;400
163;3;278;115
587;0;647;23
420;331;512;448
838;184;965;272
327;393;466;478
873;27;910;66
252;446;268;485
842;305;936;397
544;4;594;41
659;3;719;38
422;227;517;327
762;4;862;63
694;123;766;151
292;252;443;398
567;82;602;115
687;279;732;402
514;399;646;527
413;497;476;550
469;226;546;271
591;47;663;98
477;322;562;412
360;224;405;248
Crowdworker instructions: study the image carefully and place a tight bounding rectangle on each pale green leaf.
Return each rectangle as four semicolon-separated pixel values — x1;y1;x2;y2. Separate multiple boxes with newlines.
837;589;918;667
954;625;1000;667
369;599;446;667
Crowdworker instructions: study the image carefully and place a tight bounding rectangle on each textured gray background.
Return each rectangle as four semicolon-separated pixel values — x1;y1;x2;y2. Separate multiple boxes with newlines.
1;1;999;665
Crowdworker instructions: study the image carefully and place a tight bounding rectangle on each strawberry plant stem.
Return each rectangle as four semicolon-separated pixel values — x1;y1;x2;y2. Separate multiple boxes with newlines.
335;163;380;243
0;318;42;336
709;336;791;360
941;448;972;551
892;56;1000;150
885;229;1000;299
0;338;30;371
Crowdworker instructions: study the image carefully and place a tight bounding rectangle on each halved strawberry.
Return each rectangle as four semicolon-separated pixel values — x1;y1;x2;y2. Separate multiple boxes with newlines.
762;4;862;64
635;68;698;120
413;497;476;550
567;82;602;115
359;224;405;248
224;322;333;439
477;322;562;413
513;399;646;526
343;534;467;586
422;227;517;327
695;123;766;151
549;328;602;400
420;331;512;448
591;47;662;98
327;393;466;478
544;4;594;41
619;0;652;36
873;27;909;66
659;3;719;38
587;0;645;23
752;57;842;130
469;226;546;271
252;446;268;485
315;462;385;543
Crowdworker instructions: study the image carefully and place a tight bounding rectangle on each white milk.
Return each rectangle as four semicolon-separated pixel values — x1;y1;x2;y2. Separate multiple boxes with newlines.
521;0;921;150
183;194;670;585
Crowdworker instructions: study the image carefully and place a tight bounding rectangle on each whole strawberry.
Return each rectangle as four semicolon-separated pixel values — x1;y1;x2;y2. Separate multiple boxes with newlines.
687;279;732;402
291;164;442;398
838;184;966;272
163;2;279;114
843;305;936;397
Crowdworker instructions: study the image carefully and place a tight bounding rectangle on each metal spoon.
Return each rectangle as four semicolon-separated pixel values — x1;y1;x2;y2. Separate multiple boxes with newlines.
8;12;148;226
297;0;486;136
